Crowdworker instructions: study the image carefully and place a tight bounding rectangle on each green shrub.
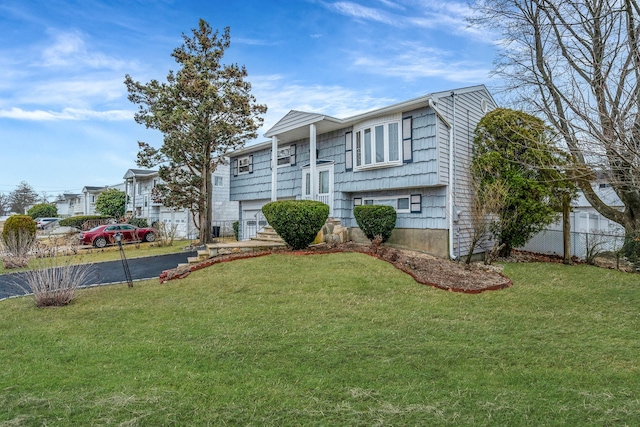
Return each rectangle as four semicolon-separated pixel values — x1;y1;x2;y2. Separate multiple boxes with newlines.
1;215;37;268
2;214;37;243
59;215;111;229
95;188;127;219
622;231;640;271
262;200;329;250
233;221;239;241
354;205;397;243
128;217;149;228
27;203;57;219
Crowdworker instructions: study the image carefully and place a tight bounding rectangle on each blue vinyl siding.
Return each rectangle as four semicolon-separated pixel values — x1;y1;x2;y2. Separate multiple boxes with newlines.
229;85;498;256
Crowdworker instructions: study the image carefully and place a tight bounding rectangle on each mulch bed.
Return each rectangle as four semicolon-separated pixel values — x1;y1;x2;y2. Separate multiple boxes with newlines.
160;242;512;294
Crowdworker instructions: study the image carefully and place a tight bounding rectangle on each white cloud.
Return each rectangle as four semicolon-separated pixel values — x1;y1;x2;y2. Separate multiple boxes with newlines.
0;107;133;121
16;77;127;107
324;0;492;40
329;2;398;25
251;74;397;138
41;30;133;70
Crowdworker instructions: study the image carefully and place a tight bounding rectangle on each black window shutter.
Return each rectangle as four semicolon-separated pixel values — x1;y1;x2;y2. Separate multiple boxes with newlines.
290;144;296;166
233;159;238;177
248;155;253;174
410;194;421;213
345;132;353;171
269;150;272;170
402;116;413;163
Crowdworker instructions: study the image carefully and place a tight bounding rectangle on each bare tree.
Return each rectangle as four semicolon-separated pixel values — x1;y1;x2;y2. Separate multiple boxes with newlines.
471;0;640;237
0;193;9;216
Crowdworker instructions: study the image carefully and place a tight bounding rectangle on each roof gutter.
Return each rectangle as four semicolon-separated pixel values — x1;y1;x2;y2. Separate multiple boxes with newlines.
428;98;457;260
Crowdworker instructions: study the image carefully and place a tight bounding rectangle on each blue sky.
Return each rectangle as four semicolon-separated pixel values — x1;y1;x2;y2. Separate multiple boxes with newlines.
0;0;497;198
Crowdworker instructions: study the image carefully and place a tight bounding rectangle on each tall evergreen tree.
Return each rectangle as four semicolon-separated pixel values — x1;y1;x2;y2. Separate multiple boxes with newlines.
473;108;574;256
125;20;267;244
9;181;39;214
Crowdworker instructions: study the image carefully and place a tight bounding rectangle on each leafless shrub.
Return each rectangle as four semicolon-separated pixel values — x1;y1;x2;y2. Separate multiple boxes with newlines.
23;243;93;307
465;180;509;265
485;242;506;266
157;222;179;247
584;230;611;265
1;228;37;269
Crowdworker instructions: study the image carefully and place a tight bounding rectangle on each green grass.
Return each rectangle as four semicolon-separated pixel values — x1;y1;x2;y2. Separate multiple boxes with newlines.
0;239;193;274
1;253;639;426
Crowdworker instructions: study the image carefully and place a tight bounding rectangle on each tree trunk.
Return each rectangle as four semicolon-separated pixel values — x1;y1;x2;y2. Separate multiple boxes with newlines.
199;161;213;245
563;194;571;265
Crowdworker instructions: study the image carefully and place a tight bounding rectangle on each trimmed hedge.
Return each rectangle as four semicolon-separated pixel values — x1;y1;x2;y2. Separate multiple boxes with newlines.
262;200;329;250
59;215;111;229
2;214;37;244
354;205;397;243
128;217;149;228
27;203;58;219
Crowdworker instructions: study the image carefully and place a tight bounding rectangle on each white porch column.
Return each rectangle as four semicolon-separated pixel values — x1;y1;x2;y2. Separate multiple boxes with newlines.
271;136;278;202
132;177;137;217
310;123;317;201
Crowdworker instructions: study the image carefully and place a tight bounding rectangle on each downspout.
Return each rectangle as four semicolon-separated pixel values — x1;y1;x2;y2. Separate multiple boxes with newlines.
428;97;456;260
310;123;317;201
271;136;278;202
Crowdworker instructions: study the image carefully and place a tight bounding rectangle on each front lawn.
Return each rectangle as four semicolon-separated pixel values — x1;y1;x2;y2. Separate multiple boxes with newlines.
1;253;638;425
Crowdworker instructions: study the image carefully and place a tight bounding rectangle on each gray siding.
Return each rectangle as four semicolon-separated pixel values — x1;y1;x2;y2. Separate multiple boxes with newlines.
433;87;497;258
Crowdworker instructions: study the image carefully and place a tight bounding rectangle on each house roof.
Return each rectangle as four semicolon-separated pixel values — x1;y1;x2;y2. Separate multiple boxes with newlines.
81;186;107;193
230;84;493;155
123;169;158;179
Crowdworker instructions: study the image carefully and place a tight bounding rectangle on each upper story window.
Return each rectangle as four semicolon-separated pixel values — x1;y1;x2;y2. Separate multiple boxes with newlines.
233;155;253;176
274;144;296;167
349;113;412;171
238;156;251;174
214;176;224;187
354;120;400;169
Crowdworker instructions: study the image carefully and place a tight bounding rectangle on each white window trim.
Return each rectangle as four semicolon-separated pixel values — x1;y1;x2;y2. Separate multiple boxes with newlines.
361;195;411;213
353;115;402;171
276;145;293;167
238;156;251;175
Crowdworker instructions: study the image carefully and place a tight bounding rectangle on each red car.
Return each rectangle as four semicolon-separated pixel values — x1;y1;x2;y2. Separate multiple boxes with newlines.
79;224;157;248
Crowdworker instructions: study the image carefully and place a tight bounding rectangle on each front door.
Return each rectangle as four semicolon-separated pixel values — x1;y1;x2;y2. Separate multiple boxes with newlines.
303;163;334;217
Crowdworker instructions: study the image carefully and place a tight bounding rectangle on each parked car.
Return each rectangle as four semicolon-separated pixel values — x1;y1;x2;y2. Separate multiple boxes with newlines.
79;224;157;248
35;217;59;229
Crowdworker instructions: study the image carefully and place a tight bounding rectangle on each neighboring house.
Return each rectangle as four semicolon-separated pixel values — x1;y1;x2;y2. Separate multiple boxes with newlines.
229;85;497;259
520;181;626;258
123;161;238;239
56;185;126;217
55;193;82;217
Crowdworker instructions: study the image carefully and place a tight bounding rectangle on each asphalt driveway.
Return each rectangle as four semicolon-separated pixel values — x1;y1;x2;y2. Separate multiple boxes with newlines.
0;251;197;301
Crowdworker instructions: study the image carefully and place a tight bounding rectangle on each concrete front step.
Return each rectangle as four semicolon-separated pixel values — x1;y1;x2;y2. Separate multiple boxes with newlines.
252;225;284;243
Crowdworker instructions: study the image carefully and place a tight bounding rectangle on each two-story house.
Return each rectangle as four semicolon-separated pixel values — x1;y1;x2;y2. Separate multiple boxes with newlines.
123;161;238;239
229;85;497;259
55;185;125;217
